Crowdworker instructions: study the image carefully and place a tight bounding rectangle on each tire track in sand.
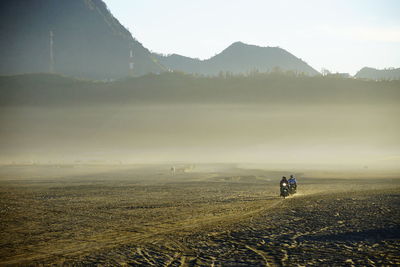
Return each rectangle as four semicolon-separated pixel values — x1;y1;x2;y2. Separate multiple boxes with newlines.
231;240;280;267
2;198;284;265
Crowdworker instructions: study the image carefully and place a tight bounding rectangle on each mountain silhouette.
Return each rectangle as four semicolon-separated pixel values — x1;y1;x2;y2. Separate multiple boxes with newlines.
0;0;164;79
154;42;319;76
355;67;400;81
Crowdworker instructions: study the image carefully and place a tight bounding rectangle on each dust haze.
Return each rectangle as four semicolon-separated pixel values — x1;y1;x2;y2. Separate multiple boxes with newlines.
1;100;399;174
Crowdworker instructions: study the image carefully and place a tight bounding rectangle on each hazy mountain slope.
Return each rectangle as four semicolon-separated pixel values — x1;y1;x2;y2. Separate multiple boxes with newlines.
355;67;400;81
155;42;319;76
153;54;201;73
0;0;163;79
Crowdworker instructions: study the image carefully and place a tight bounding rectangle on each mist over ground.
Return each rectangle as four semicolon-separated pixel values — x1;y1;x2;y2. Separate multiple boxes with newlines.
0;73;399;173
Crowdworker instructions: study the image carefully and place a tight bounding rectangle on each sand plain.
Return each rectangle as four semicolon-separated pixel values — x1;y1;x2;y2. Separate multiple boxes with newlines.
0;165;399;266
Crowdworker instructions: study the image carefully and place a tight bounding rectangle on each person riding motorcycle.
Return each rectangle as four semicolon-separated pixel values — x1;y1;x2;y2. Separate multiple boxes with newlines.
288;175;297;191
280;176;289;196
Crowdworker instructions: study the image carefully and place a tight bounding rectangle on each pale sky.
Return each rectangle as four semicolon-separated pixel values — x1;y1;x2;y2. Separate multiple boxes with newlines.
104;0;400;75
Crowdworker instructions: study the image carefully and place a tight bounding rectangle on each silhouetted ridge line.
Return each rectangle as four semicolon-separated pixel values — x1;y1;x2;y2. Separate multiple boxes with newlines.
154;42;319;76
355;67;400;81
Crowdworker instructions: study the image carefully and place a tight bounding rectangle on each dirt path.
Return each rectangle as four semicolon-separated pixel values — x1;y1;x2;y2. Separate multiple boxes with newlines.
0;194;283;265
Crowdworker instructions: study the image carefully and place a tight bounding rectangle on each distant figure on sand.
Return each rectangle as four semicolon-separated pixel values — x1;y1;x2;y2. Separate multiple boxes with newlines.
280;176;289;197
288;174;297;194
288;175;297;189
170;166;176;175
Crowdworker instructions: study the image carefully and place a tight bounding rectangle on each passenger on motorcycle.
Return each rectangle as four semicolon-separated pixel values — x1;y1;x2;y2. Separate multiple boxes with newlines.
288;174;297;194
288;175;297;189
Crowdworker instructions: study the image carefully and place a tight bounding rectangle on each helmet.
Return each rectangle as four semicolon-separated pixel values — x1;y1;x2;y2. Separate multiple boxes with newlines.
290;175;294;178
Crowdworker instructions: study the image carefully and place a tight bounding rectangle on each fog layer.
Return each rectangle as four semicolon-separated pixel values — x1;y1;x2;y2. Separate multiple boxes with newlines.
1;103;399;170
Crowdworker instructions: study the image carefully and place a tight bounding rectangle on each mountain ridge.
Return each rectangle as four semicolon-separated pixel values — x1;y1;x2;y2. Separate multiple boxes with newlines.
0;0;164;79
154;41;319;76
5;1;398;79
355;67;400;80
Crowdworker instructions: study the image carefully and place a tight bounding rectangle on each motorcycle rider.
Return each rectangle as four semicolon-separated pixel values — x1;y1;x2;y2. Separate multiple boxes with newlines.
288;174;297;191
280;176;289;196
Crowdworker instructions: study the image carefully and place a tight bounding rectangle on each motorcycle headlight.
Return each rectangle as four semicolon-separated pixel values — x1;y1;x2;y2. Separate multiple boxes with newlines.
282;183;287;186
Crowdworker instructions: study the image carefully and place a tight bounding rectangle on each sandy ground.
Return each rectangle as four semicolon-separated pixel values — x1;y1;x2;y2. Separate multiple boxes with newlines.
0;165;399;266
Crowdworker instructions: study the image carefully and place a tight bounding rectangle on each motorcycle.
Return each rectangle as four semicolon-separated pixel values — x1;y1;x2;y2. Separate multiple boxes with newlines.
289;183;297;195
280;183;289;198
